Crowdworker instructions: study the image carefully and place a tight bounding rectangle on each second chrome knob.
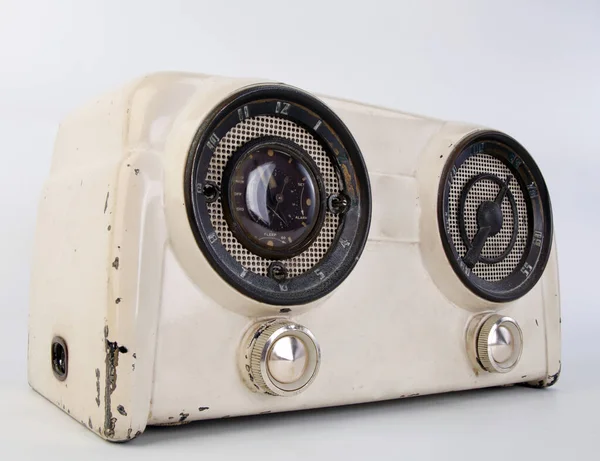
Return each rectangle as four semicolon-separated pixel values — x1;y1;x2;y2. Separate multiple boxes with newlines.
242;320;321;396
475;314;523;373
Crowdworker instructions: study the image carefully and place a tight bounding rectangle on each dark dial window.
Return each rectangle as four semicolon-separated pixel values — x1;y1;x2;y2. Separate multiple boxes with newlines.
223;137;325;259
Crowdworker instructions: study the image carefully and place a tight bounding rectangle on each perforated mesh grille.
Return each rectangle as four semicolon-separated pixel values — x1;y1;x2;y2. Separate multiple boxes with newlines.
205;115;341;277
448;154;529;281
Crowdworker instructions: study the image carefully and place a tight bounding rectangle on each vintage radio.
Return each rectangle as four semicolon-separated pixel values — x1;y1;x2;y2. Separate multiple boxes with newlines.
28;72;560;441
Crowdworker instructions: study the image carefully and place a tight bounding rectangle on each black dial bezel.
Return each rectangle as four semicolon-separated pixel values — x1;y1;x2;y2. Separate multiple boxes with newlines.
438;131;553;303
185;84;371;306
221;136;327;260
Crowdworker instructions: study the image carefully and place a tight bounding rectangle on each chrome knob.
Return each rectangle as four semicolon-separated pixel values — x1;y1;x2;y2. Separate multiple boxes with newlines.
476;315;523;373
244;320;320;396
267;335;309;384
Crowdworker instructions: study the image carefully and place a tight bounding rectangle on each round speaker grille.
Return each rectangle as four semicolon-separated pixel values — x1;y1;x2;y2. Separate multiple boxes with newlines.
439;131;553;302
448;153;528;282
205;115;340;277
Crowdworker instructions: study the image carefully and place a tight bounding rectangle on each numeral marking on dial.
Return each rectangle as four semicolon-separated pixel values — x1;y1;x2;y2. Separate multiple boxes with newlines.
508;152;523;169
449;165;458;184
533;230;543;247
314;120;322;130
458;259;471;277
275;101;290;115
196;182;203;194
237;105;249;121
527;182;539;198
207;133;220;151
314;269;325;280
520;262;533;277
208;232;218;244
279;284;288;292
339;238;351;249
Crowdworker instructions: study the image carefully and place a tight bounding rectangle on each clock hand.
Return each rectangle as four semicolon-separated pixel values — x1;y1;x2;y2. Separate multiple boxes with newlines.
274;176;289;212
267;177;277;206
299;184;305;216
268;204;288;227
464;226;491;268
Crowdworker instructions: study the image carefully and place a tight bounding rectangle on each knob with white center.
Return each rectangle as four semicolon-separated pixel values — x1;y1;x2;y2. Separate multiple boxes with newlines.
246;320;320;396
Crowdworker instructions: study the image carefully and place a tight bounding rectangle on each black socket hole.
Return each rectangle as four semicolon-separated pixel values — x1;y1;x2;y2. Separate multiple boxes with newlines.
268;262;288;283
51;336;68;381
327;193;349;215
202;182;219;203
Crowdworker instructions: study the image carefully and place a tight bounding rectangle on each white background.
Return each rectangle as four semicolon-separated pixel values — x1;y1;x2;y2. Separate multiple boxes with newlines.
1;0;598;459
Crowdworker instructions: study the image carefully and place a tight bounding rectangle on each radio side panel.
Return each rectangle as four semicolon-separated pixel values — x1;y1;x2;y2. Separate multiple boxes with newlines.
28;72;270;441
28;86;128;438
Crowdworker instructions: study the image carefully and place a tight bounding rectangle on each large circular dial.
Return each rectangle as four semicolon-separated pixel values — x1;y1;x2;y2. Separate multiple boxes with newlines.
223;137;325;259
439;131;553;302
185;84;371;306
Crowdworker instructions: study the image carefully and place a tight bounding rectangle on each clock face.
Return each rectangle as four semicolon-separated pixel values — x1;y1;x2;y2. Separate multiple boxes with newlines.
439;133;553;302
223;137;324;259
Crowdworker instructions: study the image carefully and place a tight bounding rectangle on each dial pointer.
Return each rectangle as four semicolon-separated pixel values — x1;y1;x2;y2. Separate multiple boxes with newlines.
464;226;491;268
268;204;288;227
495;175;512;205
463;177;508;268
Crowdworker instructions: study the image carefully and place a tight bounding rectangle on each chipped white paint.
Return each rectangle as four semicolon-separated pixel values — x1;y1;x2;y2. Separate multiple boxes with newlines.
28;72;561;441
